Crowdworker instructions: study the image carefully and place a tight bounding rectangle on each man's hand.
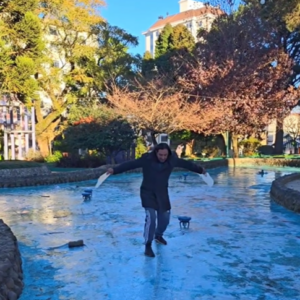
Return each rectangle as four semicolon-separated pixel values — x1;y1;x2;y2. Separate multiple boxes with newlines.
106;168;114;175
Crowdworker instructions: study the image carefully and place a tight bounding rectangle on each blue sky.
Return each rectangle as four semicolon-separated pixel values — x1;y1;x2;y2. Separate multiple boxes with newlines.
101;0;181;55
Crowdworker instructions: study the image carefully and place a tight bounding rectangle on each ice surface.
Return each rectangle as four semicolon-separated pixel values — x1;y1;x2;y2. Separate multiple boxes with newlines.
1;167;300;300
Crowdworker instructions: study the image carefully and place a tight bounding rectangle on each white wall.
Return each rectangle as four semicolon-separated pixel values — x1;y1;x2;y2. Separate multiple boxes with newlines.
179;0;205;12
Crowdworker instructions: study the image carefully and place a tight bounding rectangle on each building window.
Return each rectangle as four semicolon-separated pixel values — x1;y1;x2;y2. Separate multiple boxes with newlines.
198;21;203;28
150;34;154;54
185;21;193;32
160;135;169;143
267;134;274;144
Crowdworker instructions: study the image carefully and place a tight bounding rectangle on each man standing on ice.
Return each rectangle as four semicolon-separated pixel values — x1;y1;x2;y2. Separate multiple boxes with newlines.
106;143;206;258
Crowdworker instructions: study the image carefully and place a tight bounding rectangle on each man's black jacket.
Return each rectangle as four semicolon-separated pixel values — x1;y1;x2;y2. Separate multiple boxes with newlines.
113;152;204;212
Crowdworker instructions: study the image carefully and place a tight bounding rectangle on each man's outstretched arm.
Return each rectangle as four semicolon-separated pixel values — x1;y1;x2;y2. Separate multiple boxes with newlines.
107;157;144;175
175;157;206;174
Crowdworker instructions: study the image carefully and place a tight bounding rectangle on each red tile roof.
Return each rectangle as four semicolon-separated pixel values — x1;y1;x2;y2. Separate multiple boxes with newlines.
146;6;223;32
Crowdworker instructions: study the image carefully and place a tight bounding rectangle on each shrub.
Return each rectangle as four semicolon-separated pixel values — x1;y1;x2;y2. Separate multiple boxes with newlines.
56;154;81;168
199;146;220;158
25;149;45;162
135;137;147;158
257;145;275;155
239;137;261;156
80;153;106;168
57;153;106;168
45;151;63;163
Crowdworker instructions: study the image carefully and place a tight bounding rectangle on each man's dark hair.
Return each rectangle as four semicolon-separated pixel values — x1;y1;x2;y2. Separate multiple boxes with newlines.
154;143;172;156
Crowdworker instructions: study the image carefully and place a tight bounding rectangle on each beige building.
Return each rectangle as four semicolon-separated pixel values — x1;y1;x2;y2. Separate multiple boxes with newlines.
143;0;222;56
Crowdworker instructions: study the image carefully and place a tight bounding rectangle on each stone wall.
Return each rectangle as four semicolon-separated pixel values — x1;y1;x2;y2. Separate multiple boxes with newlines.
230;158;300;213
270;173;300;212
0;166;108;188
0;220;23;300
0;165;51;179
227;157;300;168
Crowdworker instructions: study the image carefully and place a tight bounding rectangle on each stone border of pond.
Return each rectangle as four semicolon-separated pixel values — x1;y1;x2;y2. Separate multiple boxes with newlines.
1;157;300;298
270;173;300;213
0;219;23;300
1;157;300;188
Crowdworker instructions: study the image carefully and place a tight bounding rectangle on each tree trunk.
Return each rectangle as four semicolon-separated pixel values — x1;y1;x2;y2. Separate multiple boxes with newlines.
232;134;239;158
222;131;231;157
36;129;57;157
49;140;52;155
294;140;298;154
274;120;284;154
34;100;63;157
36;135;51;157
185;139;195;156
150;132;157;146
218;134;226;155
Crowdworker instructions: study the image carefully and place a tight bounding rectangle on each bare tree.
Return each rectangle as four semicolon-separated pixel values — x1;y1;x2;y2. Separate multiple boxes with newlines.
283;114;300;154
106;77;222;145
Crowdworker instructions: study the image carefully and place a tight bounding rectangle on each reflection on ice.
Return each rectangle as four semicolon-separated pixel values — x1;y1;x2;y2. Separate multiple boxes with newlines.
0;167;300;299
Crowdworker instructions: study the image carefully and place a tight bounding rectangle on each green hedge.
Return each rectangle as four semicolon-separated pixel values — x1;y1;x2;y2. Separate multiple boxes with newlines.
0;160;43;169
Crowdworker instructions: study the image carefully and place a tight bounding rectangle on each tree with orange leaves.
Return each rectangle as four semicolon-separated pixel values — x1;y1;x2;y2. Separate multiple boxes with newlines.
106;76;222;145
32;0;106;156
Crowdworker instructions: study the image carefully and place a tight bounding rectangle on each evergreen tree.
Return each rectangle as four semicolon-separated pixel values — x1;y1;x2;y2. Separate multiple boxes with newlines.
285;2;300;32
0;0;45;103
169;24;195;52
143;51;153;60
155;23;173;58
154;24;195;75
142;51;155;77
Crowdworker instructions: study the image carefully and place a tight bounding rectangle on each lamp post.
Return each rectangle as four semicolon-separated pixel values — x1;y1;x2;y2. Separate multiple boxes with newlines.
3;121;9;160
31;106;36;152
226;131;230;158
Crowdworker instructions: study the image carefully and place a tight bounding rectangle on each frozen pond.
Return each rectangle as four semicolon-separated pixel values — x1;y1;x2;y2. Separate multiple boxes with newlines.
1;167;300;300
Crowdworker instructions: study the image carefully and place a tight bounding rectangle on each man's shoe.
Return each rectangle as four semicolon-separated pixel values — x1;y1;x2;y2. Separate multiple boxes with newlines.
155;236;167;245
145;244;155;257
